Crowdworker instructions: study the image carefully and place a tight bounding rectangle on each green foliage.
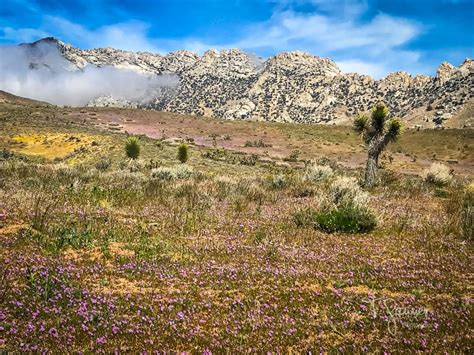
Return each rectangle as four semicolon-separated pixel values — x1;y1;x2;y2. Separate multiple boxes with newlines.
371;102;389;131
125;136;141;160
177;143;189;163
53;225;93;251
315;205;377;234
353;103;403;142
386;118;404;142
461;190;473;240
151;165;194;181
353;113;369;133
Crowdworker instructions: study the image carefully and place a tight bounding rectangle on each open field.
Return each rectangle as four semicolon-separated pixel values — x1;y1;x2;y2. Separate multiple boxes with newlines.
0;98;473;352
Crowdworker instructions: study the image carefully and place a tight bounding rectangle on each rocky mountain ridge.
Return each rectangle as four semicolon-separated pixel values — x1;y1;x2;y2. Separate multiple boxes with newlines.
18;37;474;126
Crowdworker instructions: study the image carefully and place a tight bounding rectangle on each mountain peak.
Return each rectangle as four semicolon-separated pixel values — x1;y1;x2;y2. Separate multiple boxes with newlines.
7;38;474;126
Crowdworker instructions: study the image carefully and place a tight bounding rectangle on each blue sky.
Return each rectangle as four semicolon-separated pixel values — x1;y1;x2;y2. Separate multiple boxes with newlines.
1;0;473;78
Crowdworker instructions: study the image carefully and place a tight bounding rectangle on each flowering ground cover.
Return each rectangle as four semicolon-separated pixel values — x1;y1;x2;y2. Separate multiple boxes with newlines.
0;101;472;352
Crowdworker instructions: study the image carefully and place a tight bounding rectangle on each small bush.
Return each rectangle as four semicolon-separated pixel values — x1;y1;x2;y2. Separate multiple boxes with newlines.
239;154;258;166
293;208;317;228
315;206;376;233
151;167;175;181
329;176;369;209
151;165;194;181
125;136;140;160
461;186;473;240
284;149;300;162
178;143;189;163
423;162;452;186
244;139;272;148
271;174;287;189
145;159;161;170
126;159;144;173
174;165;194;179
95;157;111;171
304;164;334;183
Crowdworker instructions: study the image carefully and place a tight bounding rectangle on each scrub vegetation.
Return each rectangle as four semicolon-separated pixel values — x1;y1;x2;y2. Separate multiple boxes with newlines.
0;98;472;352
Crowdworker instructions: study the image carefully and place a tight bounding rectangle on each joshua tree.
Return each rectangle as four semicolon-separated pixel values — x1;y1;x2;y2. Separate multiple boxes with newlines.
125;136;141;160
354;103;403;187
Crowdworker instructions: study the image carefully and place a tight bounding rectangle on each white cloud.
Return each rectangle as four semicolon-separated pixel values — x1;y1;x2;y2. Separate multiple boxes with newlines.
0;0;427;78
44;16;160;52
0;42;178;106
1;27;50;43
1;16;161;53
221;7;424;78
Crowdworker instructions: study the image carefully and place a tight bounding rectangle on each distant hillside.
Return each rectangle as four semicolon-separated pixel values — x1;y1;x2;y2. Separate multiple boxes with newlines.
2;37;473;127
0;90;51;106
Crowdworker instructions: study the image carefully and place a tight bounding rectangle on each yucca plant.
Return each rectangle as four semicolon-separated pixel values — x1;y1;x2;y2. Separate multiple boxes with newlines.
177;143;189;163
354;103;403;187
125;136;141;160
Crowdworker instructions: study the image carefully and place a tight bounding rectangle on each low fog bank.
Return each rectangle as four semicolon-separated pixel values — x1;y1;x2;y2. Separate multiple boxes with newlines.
0;42;178;106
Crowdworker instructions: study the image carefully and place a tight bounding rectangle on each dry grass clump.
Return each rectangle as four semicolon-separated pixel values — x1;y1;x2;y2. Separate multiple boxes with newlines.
174;164;194;179
328;176;369;209
423;162;453;186
151;165;194;181
104;170;147;188
444;182;473;240
95;157;111;171
271;173;288;189
303;163;334;183
214;175;239;200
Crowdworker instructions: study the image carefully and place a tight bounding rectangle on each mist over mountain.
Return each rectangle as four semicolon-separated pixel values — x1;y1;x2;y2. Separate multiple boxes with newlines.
0;37;472;127
0;38;178;106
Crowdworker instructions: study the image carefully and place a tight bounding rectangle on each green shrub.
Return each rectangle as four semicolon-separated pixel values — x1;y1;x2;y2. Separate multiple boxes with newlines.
214;176;238;200
178;143;189;163
315;206;376;234
271;174;287;189
174;164;194;179
151;167;175;181
125;136;141;160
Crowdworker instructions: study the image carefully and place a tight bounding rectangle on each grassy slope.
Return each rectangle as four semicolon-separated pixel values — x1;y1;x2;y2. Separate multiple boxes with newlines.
0;100;472;352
